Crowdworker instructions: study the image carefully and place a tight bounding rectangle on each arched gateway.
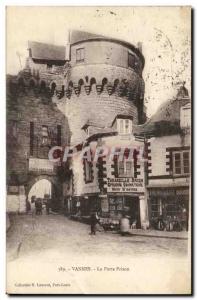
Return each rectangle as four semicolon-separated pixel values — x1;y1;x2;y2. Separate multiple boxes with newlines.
25;174;63;212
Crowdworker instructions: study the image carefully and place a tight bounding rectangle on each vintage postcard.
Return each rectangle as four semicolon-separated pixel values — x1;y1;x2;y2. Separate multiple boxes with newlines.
6;6;192;294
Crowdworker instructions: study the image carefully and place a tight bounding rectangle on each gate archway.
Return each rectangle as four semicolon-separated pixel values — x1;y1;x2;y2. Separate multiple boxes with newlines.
25;174;63;212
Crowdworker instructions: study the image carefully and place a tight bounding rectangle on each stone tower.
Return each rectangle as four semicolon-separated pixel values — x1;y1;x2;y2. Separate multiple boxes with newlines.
54;30;146;145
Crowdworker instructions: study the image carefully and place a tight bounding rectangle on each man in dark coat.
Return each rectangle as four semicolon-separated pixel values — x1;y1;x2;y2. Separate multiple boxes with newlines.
35;199;42;215
90;212;99;235
46;199;50;215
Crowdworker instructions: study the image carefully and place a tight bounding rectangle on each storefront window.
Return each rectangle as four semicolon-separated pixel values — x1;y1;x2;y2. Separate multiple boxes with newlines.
150;192;189;231
109;197;123;214
165;199;179;217
151;198;161;217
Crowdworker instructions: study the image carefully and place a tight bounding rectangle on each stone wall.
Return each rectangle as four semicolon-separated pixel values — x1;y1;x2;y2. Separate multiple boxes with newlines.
6;74;71;212
55;87;138;145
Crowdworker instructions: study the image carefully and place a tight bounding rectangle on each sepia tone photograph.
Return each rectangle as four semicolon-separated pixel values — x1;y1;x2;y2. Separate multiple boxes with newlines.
6;6;192;294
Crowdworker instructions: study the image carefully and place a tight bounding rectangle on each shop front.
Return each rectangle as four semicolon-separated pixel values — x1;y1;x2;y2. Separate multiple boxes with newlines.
106;194;141;228
148;187;189;231
99;177;147;228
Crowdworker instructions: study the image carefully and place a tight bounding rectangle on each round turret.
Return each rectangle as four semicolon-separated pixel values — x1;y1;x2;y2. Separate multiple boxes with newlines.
60;31;146;145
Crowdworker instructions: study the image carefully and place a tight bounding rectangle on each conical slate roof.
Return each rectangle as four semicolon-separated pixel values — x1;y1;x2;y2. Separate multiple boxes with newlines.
69;30;106;45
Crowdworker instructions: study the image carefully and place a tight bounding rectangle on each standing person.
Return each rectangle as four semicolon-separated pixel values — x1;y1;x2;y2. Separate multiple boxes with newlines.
35;199;39;215
120;213;130;236
35;198;42;215
26;199;31;214
46;199;50;215
38;199;43;215
90;212;99;235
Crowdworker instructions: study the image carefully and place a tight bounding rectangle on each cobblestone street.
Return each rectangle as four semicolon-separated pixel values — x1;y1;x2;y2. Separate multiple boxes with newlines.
6;214;190;294
7;213;188;261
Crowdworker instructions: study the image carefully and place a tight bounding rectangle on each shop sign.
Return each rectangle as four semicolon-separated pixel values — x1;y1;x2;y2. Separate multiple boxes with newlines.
107;177;144;193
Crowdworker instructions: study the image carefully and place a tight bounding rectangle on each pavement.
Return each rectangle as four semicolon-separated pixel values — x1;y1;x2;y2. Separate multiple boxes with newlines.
7;213;189;262
6;213;191;294
129;228;188;240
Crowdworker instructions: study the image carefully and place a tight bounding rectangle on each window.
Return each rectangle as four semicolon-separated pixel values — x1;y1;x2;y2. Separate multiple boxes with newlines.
183;152;189;174
173;151;190;175
47;63;53;70
84;160;93;182
117;118;132;135
174;152;181;174
180;106;191;128
151;198;161;218
128;52;135;68
76;48;85;62
118;160;133;177
41;125;49;145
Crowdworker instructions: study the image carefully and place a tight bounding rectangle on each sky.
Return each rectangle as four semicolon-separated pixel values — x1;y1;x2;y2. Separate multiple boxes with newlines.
6;6;191;117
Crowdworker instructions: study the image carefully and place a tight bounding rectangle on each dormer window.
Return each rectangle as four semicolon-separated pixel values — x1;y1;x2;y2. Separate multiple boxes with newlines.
116;118;132;135
118;160;133;177
180;104;191;128
47;63;53;70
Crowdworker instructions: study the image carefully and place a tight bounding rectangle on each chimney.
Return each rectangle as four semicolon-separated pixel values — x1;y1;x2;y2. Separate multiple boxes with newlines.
176;82;189;100
65;30;71;61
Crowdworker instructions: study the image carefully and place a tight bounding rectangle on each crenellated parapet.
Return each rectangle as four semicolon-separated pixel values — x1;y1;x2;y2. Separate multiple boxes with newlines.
7;67;65;100
63;75;145;104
